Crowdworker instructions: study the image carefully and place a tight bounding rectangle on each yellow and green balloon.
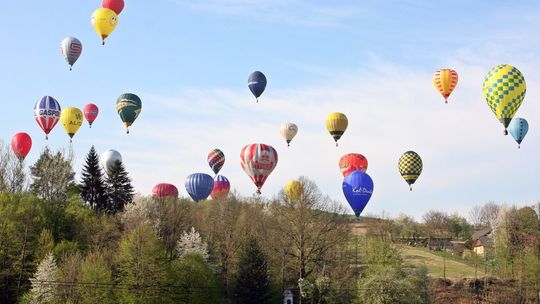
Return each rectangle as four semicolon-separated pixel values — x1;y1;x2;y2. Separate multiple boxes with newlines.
116;93;142;134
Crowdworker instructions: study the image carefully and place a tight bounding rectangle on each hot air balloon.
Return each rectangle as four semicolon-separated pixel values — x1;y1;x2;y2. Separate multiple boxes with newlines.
280;122;298;147
326;112;348;146
433;69;458;103
284;180;303;202
34;96;61;140
60;107;83;142
398;151;423;191
83;103;99;128
342;171;374;218
11;133;32;161
185;173;214;202
100;149;122;176
208;149;225;175
240;144;278;194
248;71;267;102
60;37;82;71
211;175;230;199
91;8;118;45
339;153;368;177
102;0;124;15
116;93;142;134
482;64;526;135
152;183;179;199
508;117;529;149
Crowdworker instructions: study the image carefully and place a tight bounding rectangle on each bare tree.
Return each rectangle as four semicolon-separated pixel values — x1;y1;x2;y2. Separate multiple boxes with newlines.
0;142;27;193
480;201;500;228
469;205;483;228
422;210;450;238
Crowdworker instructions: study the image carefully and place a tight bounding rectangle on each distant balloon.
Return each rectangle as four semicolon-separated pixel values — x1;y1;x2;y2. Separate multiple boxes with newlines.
326;112;348;146
60;107;83;142
284;180;303;202
34;96;61;140
339;153;368;177
342;171;374;218
240;144;278;194
185;173;214;202
100;149;122;176
433;69;458;103
83;103;99;128
91;8;118;45
482;64;526;135
398;151;423;191
508;117;529;149
11;132;32;161
60;37;82;71
211;175;230;200
280;122;298;147
152;183;179;199
248;71;267;102
208;149;225;175
116;93;142;134
102;0;124;15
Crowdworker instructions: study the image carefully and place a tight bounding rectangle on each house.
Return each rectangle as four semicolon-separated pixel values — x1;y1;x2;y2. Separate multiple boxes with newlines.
472;227;492;256
427;238;453;251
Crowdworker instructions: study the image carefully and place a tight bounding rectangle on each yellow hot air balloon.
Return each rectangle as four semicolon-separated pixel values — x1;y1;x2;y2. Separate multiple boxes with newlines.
325;112;348;146
60;107;83;142
284;180;303;202
482;64;526;135
398;151;423;191
433;69;458;103
91;8;118;45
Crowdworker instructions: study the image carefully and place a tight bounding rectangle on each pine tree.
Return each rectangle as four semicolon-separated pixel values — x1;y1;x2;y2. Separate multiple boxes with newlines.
234;236;271;304
28;252;58;303
105;160;134;214
80;146;108;211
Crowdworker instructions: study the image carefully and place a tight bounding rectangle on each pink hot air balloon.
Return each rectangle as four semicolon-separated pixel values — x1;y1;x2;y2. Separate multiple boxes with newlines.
240;144;278;194
152;183;179;199
83;103;99;128
211;175;230;199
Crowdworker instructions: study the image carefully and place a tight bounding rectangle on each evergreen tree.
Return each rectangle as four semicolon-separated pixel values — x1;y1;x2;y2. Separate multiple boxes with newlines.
105;160;134;214
233;236;271;304
80;146;108;211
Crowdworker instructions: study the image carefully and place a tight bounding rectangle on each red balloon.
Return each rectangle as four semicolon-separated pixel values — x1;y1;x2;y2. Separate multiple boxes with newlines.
102;0;124;15
152;183;179;199
211;175;230;199
83;103;99;128
11;132;32;160
339;153;368;177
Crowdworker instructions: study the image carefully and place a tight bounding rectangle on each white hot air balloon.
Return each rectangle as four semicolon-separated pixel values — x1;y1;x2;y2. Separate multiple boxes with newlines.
280;122;298;147
60;37;82;71
100;149;122;176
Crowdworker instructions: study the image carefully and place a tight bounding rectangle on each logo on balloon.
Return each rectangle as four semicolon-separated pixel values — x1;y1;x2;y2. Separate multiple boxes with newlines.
351;187;373;195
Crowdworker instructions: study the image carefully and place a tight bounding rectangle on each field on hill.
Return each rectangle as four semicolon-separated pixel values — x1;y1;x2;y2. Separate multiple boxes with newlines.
401;246;479;279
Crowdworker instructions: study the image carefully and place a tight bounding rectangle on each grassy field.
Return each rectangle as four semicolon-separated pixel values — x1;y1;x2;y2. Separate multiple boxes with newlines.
400;246;479;279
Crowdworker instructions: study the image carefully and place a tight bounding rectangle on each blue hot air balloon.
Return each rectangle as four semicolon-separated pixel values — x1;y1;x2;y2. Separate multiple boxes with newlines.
185;173;214;202
342;171;374;218
508;117;529;149
248;71;267;102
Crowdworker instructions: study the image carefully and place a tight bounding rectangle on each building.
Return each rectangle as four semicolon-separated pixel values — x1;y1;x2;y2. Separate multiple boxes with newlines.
472;227;492;256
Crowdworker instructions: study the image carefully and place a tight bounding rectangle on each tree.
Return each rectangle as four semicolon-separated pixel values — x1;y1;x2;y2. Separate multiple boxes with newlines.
422;210;450;238
0;141;27;193
27;252;58;303
233;236;271;304
77;251;114;304
480;201;500;228
30;147;75;202
104;160;134;214
176;227;209;261
356;266;424;304
80;146;108;211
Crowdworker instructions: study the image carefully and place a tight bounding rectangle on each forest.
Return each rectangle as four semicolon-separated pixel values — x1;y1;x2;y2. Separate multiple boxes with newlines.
0;144;538;304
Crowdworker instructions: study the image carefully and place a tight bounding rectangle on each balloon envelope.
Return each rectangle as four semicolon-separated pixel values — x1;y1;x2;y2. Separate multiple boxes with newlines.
11;132;32;160
398;151;423;190
60;107;83;141
342;171;374;218
325;112;348;146
339;153;368;177
83;103;99;127
185;173;214;202
248;71;267;101
152;183;179;199
508;117;529;148
91;8;118;44
240;144;278;194
116;93;142;133
100;149;122;176
102;0;124;15
433;69;458;103
33;96;61;139
211;175;230;199
280;122;298;146
60;37;82;70
208;149;225;175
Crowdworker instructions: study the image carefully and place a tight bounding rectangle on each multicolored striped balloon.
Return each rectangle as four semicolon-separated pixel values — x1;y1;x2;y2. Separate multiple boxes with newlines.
211;175;230;199
433;69;458;103
33;96;61;140
207;149;225;175
240;144;278;194
60;37;82;71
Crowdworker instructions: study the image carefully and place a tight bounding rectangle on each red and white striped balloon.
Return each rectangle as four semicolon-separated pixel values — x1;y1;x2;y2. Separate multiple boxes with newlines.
240;144;278;194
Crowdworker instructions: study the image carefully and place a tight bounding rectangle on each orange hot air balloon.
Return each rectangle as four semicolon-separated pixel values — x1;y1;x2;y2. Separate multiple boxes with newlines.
433;69;458;103
339;153;368;177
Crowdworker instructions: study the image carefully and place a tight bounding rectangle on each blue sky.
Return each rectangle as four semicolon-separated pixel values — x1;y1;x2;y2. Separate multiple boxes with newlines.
1;1;539;220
